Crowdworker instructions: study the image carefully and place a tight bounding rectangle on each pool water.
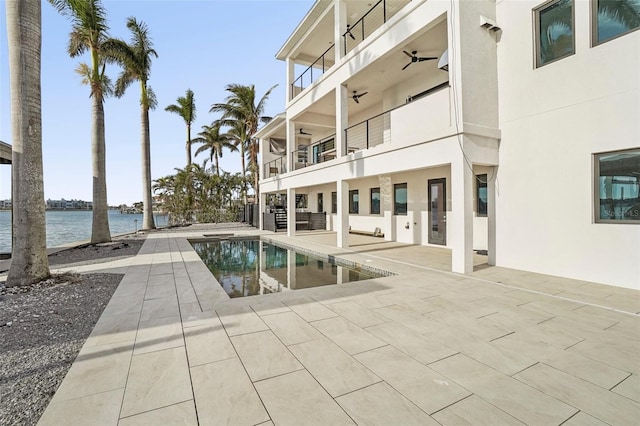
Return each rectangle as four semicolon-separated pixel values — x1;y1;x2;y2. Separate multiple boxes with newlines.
191;238;384;298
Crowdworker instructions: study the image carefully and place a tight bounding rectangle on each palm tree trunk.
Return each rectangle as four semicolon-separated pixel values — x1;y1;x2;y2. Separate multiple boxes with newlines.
91;90;111;243
6;0;50;287
240;142;247;204
141;104;155;230
215;153;220;177
186;123;192;166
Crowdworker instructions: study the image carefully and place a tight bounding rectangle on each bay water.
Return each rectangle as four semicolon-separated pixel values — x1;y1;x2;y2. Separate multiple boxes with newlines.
0;210;168;253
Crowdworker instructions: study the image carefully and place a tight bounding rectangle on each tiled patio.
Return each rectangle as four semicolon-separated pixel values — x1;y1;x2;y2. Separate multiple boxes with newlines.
37;225;640;425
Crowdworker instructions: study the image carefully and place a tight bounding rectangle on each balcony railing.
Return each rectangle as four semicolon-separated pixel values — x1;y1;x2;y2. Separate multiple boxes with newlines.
343;0;410;55
291;134;337;170
291;44;335;100
345;82;450;153
264;156;286;178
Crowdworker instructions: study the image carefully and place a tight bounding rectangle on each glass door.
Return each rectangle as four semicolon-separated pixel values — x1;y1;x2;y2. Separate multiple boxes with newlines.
428;178;446;245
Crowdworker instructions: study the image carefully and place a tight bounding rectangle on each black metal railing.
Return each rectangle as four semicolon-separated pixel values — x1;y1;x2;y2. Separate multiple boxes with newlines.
291;148;310;170
343;0;410;55
345;82;449;153
290;44;336;100
264;156;286;178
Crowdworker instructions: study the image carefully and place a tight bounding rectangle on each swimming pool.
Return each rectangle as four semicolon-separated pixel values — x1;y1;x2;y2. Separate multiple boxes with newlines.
191;237;388;298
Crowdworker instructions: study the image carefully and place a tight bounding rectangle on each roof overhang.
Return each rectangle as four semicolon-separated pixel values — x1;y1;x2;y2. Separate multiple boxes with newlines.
255;113;286;139
276;0;331;60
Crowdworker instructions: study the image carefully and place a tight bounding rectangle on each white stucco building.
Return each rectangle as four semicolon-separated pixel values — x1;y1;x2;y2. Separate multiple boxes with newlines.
257;0;640;290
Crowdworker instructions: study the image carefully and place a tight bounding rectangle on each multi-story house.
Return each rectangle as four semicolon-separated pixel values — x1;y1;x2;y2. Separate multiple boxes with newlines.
256;0;639;290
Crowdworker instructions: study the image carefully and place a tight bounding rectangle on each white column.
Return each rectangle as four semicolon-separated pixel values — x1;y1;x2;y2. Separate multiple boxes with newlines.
287;187;296;237
287;250;296;289
285;119;295;172
335;85;348;158
487;166;497;266
259;192;266;230
334;0;346;61
286;57;294;102
336;180;349;248
450;154;474;274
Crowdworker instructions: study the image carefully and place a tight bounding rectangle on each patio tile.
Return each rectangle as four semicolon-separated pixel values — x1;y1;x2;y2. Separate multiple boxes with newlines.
283;297;339;322
373;305;434;334
231;330;302;381
355;345;470;414
429;354;577;424
100;294;144;317
337;381;439;425
366;321;457;364
184;321;236;367
612;374;640;402
261;311;323;346
85;312;139;347
514;363;640;425
311;316;386;354
561;411;609;426
326;300;389;327
139;296;179;321
541;350;631;389
191;358;269;426
120;347;192;418
52;340;133;401
133;315;184;355
288;337;380;397
250;299;291;316
146;273;175;287
119;400;198;426
254;370;355;426
431;395;525;426
38;388;124;426
567;337;640;375
217;305;269;336
144;283;176;300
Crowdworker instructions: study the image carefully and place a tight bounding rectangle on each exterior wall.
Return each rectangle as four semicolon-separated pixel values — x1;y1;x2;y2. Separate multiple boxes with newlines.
496;0;640;289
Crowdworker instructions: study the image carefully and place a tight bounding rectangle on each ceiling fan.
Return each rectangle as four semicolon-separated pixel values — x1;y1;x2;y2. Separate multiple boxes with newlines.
299;129;312;136
352;91;368;103
402;50;437;70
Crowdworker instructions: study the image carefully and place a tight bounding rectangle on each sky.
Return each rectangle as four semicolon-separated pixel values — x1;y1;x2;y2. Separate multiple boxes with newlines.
0;0;315;205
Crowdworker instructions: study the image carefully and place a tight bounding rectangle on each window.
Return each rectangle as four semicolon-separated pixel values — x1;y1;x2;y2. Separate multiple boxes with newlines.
534;0;575;67
594;149;640;223
295;194;307;209
394;183;407;215
476;174;488;217
331;192;337;213
592;0;640;45
349;190;359;214
317;193;324;213
370;187;381;214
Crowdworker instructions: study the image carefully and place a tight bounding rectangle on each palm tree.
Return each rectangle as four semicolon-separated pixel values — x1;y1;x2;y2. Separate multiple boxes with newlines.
193;122;237;176
49;0;117;243
165;89;196;167
5;0;50;287
222;120;249;202
210;83;277;200
112;17;158;230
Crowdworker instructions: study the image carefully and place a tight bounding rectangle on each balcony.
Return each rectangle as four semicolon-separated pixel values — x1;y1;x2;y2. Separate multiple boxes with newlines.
292;134;337;170
345;82;450;153
264;156;287;178
343;0;412;55
291;44;335;100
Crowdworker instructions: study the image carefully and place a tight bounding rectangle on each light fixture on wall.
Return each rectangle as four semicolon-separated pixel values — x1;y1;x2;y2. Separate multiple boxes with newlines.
437;49;448;72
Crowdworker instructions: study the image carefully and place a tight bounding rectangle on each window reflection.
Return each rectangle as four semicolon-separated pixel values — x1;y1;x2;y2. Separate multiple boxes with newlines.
594;0;640;44
535;0;574;67
596;149;640;222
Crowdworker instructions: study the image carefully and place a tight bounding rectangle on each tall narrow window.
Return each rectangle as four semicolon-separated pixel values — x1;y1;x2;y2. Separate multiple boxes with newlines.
394;183;407;215
370;187;381;214
534;0;575;67
594;149;640;223
476;174;488;217
592;0;640;45
331;192;337;214
349;190;359;214
317;193;324;213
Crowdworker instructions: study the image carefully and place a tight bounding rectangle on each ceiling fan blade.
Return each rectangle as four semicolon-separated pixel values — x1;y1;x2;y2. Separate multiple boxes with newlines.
402;62;411;70
417;57;438;62
403;50;413;58
361;92;368;97
354;97;359;104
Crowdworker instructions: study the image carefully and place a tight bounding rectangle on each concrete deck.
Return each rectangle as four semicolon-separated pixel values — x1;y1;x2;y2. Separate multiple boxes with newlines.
35;224;640;425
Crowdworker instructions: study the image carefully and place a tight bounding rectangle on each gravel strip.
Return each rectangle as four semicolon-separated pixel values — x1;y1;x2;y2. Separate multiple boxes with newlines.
0;234;146;426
